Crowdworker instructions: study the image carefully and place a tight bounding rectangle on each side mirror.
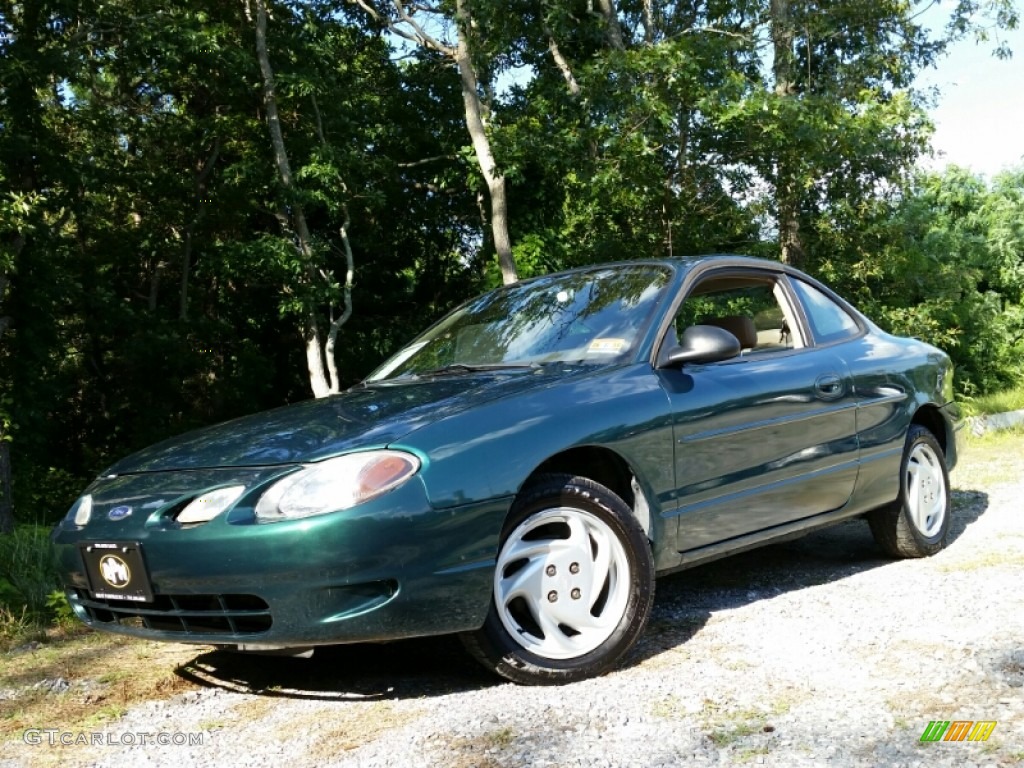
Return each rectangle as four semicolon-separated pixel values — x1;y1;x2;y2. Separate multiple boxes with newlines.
659;325;741;367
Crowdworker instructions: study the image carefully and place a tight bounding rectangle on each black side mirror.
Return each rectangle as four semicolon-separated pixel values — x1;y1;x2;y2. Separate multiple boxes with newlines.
659;325;741;368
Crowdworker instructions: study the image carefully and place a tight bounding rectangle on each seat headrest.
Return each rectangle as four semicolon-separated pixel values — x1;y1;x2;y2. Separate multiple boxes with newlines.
703;315;757;349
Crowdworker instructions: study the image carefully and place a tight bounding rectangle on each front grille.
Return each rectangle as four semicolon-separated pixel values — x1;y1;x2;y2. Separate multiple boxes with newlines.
71;589;272;635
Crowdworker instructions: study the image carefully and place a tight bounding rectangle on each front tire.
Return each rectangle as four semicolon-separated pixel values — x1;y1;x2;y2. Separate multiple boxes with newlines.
868;425;951;558
462;474;654;685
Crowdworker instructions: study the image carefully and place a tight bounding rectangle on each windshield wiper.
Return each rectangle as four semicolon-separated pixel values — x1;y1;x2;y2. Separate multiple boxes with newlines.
420;362;540;377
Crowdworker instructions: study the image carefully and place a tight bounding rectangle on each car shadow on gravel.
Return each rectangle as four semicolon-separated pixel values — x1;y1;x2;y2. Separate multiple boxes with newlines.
175;490;989;697
175;634;500;701
626;488;990;668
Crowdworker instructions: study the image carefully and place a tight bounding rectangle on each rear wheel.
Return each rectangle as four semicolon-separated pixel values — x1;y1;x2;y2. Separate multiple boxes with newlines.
462;474;654;685
868;425;951;558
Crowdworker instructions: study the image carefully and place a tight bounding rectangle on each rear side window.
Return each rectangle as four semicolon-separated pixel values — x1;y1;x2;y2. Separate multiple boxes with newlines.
791;279;860;344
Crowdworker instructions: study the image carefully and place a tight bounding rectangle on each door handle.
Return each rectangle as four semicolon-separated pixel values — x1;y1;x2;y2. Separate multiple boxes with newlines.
814;373;844;401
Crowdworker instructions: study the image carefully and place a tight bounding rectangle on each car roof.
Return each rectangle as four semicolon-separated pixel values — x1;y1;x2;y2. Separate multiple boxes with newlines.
529;254;801;281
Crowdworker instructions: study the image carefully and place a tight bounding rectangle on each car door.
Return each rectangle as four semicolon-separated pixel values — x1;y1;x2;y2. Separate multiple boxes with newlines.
657;270;860;552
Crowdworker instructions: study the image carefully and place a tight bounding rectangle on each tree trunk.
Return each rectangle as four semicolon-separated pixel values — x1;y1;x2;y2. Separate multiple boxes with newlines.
0;441;11;535
0;274;9;341
252;0;335;397
641;0;655;44
770;0;805;267
325;208;355;390
0;270;12;533
595;0;626;50
349;0;518;283
454;0;517;285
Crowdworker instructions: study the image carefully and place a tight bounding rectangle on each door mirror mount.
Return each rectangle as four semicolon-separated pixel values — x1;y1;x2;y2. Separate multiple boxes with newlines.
659;325;741;368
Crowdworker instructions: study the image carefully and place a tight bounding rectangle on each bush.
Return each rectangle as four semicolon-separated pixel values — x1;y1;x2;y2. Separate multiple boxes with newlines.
0;525;63;621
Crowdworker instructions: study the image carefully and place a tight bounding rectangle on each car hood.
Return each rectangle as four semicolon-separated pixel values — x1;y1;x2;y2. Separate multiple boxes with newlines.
104;370;581;474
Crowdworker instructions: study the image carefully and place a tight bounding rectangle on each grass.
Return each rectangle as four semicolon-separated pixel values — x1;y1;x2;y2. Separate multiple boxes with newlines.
0;632;202;746
707;720;759;747
435;726;521;768
483;726;516;749
0;604;47;649
0;525;62;614
270;700;422;757
736;745;771;762
650;693;689;720
937;548;1024;573
0;523;76;652
953;425;1024;490
648;697;790;751
963;384;1024;417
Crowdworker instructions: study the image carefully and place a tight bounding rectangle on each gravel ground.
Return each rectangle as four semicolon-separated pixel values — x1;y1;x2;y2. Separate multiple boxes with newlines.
5;459;1024;767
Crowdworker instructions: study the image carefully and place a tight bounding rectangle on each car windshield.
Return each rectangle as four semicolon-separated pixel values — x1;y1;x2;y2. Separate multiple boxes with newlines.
367;265;672;381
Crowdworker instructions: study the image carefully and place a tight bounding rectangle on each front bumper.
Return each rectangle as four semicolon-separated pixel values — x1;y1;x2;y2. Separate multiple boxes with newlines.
52;473;510;646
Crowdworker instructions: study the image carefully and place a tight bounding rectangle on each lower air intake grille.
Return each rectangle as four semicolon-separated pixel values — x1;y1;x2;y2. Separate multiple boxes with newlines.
71;590;272;635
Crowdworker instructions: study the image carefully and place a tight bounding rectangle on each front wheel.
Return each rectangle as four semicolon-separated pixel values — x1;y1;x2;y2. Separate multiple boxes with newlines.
462;474;654;685
868;424;951;558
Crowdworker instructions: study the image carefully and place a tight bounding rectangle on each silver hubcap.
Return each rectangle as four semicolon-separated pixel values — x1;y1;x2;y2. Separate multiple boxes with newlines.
494;507;631;660
905;442;947;538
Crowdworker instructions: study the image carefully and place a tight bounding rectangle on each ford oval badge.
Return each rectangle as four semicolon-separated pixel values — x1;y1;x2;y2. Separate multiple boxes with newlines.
108;505;133;521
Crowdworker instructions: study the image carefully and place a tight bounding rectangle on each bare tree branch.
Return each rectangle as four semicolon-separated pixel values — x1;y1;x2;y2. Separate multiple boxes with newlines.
325;205;355;391
546;28;581;97
397;154;458;168
391;0;456;54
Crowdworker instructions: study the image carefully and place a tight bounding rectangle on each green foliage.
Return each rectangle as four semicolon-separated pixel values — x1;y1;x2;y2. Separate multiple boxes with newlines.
0;525;62;620
46;588;77;628
962;384;1024;417
815;166;1024;395
0;0;1020;542
12;465;89;525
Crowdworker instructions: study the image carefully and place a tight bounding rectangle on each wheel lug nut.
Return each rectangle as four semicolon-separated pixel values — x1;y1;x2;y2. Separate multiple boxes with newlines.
546;565;556;576
571;588;581;600
547;591;558;602
569;562;580;574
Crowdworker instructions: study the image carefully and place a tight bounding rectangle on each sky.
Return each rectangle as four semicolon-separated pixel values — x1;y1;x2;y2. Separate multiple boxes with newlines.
917;4;1024;178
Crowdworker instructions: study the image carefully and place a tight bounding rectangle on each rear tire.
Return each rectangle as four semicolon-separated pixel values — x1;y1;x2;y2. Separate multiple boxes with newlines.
462;473;654;685
868;425;951;558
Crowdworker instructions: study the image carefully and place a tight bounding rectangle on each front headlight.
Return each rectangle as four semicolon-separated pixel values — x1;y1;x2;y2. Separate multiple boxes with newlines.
176;485;246;524
254;450;420;522
65;495;93;526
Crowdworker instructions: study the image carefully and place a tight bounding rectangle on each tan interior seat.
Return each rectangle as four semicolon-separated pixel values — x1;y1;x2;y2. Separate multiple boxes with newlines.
702;315;757;350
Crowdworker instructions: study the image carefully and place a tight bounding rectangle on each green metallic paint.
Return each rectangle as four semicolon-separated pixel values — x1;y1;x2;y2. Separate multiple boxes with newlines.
54;477;509;644
51;255;963;651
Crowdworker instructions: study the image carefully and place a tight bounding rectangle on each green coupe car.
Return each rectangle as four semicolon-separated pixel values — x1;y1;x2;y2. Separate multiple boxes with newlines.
53;255;963;684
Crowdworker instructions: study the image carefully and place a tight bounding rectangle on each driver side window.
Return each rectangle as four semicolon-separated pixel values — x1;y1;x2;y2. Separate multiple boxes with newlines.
672;276;805;355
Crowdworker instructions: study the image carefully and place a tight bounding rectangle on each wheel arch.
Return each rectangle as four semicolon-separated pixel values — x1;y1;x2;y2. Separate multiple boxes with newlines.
910;403;950;456
522;446;654;540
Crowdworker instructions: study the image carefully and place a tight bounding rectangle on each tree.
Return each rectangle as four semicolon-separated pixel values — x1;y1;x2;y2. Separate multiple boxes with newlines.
818;166;1024;394
350;0;519;284
250;0;353;398
768;0;803;267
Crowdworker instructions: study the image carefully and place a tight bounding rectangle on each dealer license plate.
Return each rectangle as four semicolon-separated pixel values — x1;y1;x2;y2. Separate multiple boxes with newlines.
79;542;154;602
